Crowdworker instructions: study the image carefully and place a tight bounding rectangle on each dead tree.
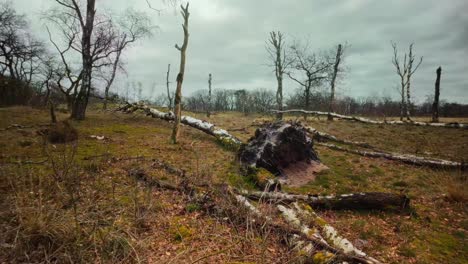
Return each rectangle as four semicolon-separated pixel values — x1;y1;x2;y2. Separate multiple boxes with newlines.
432;66;442;123
328;44;343;121
287;39;330;118
404;43;423;120
266;31;291;120
391;42;423;121
171;3;190;144
207;73;212;117
166;64;173;110
392;42;408;121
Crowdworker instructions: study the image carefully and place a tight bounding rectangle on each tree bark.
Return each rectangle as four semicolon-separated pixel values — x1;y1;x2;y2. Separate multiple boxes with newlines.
70;0;96;120
119;103;242;147
171;3;189;144
432;66;441;123
328;44;342;121
242;190;409;210
207;73;212;117
272;109;467;128
103;48;122;110
317;142;463;169
166;63;172;111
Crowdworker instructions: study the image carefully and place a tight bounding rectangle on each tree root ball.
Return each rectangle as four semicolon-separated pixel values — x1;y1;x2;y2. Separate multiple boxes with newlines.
238;122;320;177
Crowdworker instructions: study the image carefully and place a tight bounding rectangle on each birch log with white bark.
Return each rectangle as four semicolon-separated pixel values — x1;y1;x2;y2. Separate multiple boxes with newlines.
118;103;242;147
271;109;467;129
317;142;463;169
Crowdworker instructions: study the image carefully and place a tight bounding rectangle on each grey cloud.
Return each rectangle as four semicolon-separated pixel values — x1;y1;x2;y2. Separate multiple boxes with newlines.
12;0;468;103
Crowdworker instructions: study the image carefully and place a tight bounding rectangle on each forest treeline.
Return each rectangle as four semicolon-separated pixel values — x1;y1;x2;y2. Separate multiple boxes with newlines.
158;88;468;117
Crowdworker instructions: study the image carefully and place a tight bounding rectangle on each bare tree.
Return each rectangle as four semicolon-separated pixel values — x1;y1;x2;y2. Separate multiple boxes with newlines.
328;43;344;120
0;2;44;83
207;73;212;117
171;2;189;144
404;43;423;120
166;63;173;110
288;39;330;117
266;31;292;120
432;66;442;123
391;41;423;121
101;9;152;110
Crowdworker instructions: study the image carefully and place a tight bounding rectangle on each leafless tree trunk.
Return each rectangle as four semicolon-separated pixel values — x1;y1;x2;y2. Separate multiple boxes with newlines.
63;0;96;120
166;63;173;110
432;66;441;123
103;48;121;110
404;43;423;120
328;44;343;121
171;3;189;144
266;31;291;120
207;73;212;117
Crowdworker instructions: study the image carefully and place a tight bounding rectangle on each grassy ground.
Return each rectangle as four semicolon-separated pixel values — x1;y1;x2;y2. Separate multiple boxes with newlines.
0;105;467;263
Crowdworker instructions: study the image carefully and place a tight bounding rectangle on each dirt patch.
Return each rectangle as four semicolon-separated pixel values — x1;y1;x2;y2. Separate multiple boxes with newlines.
279;160;329;187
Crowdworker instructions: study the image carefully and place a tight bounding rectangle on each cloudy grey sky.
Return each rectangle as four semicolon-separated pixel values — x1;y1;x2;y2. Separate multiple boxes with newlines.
13;0;468;103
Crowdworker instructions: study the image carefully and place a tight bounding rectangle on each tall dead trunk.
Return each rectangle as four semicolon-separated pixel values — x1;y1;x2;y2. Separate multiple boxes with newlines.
267;32;289;121
400;81;406;121
328;44;342;121
207;73;212;117
166;64;172;111
171;3;189;144
432;66;441;123
70;0;96;120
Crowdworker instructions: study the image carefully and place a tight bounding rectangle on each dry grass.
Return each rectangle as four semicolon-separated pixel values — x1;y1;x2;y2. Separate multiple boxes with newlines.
0;105;467;263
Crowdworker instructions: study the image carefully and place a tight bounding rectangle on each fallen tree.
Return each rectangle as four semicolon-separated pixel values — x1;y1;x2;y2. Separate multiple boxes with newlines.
130;158;382;264
239;189;409;210
272;109;468;129
318;142;464;169
118;102;242;147
305;126;375;149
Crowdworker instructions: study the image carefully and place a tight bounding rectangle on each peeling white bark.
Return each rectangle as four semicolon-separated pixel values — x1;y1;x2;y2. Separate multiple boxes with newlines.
119;103;242;146
318;142;463;169
305;126;375;149
272;109;468;129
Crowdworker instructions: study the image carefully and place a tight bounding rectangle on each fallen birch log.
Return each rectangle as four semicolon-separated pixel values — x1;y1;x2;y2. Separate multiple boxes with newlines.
136;158;382;263
240;189;409;210
305;126;375;149
272;109;468;129
118;103;242;147
318;142;464;169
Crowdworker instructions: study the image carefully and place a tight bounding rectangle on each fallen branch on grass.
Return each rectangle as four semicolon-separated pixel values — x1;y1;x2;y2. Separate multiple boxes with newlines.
317;142;464;169
305;126;375;149
239;189;409;210
272;109;468;129
117;103;242;147
131;158;382;263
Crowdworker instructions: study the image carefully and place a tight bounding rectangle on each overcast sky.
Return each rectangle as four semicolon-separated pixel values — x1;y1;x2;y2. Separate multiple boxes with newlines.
13;0;468;103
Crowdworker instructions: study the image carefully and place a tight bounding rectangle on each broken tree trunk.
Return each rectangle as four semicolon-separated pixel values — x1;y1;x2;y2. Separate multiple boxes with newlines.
272;109;468;129
318;142;464;169
171;3;190;144
432;66;441;123
118;103;242;147
240;189;409;210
